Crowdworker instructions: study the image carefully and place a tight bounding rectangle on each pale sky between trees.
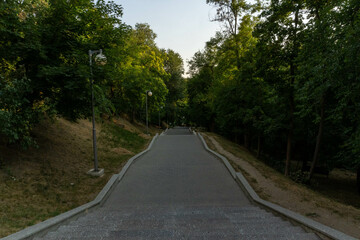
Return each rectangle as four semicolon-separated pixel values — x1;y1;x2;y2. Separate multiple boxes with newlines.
115;0;221;76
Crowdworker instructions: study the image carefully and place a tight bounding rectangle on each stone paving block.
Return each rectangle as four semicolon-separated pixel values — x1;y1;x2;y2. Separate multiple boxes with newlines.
238;233;321;240
35;128;320;240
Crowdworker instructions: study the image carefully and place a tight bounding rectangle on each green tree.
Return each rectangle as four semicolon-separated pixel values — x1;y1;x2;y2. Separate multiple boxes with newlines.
296;0;342;181
254;0;305;175
322;0;360;191
340;0;360;193
187;47;216;129
0;0;45;147
37;0;128;120
162;49;186;125
0;0;129;146
205;0;262;145
113;23;168;122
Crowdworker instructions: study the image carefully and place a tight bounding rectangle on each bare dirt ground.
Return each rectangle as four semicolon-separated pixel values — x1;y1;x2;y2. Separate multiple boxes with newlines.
202;132;360;239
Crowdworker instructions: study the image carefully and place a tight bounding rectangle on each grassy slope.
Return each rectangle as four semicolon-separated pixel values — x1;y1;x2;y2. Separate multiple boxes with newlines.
0;117;158;238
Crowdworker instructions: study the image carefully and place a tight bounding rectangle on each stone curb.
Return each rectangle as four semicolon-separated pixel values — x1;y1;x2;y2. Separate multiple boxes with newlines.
2;134;159;240
160;128;168;136
198;133;237;179
190;127;197;135
117;133;158;183
188;127;195;135
197;133;357;240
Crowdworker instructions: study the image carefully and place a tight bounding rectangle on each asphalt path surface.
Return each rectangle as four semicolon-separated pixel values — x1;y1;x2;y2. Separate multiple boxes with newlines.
34;127;320;239
105;127;251;208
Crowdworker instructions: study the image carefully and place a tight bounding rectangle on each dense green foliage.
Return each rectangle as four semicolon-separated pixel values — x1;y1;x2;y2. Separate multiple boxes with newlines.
1;0;359;191
0;0;185;148
187;0;360;188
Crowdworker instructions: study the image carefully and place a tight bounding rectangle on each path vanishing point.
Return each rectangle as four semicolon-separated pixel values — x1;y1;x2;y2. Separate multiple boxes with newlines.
33;127;320;240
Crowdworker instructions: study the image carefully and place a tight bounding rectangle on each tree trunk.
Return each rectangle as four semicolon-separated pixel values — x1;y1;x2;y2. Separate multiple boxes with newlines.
209;114;215;132
357;166;360;194
244;127;250;150
301;157;308;172
309;96;325;181
130;109;135;123
234;119;240;144
285;130;292;176
285;2;301;177
256;135;261;158
285;90;294;176
244;134;250;150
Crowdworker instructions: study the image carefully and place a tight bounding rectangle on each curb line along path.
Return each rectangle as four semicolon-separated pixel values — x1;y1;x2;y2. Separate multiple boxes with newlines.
33;127;320;240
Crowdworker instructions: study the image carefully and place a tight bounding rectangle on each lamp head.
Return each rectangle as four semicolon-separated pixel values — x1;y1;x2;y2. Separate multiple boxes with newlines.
95;50;107;65
147;91;152;97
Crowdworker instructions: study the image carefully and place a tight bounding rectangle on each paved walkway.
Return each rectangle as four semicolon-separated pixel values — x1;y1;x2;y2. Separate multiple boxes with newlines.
105;127;249;208
35;127;320;239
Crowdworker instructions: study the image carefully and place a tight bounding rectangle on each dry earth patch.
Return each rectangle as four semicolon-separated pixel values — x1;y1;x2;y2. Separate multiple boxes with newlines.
202;132;360;239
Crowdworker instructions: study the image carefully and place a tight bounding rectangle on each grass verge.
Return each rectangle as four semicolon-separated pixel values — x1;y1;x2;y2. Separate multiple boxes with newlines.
0;117;156;238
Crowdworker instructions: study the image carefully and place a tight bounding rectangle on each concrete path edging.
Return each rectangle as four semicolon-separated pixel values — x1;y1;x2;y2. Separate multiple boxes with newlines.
197;133;357;240
116;133;158;183
190;127;197;135
160;128;168;136
2;134;159;240
198;133;237;179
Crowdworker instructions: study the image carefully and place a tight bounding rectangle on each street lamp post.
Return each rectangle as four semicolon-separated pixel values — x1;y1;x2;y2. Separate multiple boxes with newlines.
146;90;152;135
88;49;106;176
158;106;163;128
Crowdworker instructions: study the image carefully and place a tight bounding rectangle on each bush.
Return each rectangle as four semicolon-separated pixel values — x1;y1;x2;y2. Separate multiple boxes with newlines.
290;170;310;184
0;77;40;148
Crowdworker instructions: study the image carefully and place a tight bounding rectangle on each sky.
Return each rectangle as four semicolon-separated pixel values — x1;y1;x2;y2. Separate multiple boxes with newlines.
114;0;222;75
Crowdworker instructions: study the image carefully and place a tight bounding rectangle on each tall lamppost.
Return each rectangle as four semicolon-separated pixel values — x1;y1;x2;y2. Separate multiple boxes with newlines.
88;49;106;176
158;106;163;128
146;90;152;135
